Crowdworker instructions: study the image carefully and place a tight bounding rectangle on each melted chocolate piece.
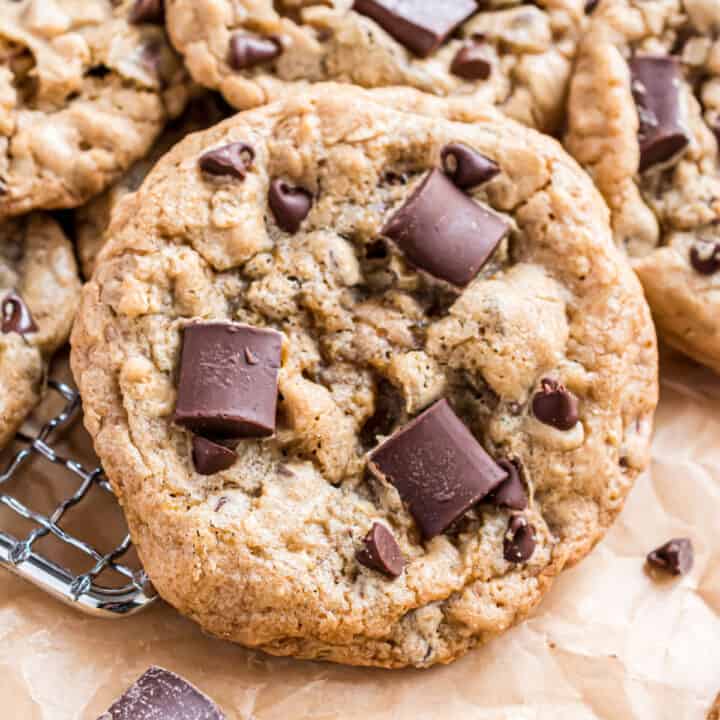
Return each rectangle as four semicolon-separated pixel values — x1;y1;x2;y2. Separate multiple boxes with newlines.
451;41;492;81
647;538;694;576
99;666;225;719
352;0;477;58
229;34;282;70
368;399;507;539
357;522;405;577
198;143;254;180
268;180;313;233
192;436;237;475
174;322;282;438
487;458;528;511
129;0;164;25
441;143;500;190
690;243;720;275
629;56;690;172
1;291;37;335
503;514;536;563
532;378;579;431
382;169;509;287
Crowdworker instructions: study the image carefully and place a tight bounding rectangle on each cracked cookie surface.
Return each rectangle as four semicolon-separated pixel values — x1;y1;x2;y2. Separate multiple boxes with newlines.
71;85;658;668
566;0;720;372
165;0;587;133
0;214;80;449
0;0;189;219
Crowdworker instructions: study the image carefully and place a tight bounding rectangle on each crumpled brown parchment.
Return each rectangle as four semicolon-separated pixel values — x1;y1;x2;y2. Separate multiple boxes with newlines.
0;348;717;720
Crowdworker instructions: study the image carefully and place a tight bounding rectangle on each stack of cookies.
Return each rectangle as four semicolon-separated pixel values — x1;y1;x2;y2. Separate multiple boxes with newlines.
1;0;715;670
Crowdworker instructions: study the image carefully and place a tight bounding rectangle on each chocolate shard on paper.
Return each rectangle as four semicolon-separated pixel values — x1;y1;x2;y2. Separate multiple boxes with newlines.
503;514;536;563
368;399;508;539
629;55;690;172
192;436;238;475
487;458;528;511
268;180;313;233
352;0;477;58
1;290;37;335
229;33;282;70
98;666;225;719
647;537;694;576
382;169;509;287
357;522;406;578
441;143;500;190
174;322;282;439
198;143;255;180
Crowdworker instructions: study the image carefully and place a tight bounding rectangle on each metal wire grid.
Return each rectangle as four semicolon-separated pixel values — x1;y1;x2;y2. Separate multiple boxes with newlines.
0;379;157;617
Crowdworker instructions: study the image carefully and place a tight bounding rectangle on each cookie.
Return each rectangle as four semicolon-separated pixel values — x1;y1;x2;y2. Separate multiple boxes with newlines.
566;0;720;372
0;0;189;220
71;85;658;668
75;93;231;278
0;214;81;450
165;0;588;133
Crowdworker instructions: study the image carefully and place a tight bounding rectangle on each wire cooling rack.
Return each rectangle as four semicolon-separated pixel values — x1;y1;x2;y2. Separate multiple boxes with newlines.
0;379;157;617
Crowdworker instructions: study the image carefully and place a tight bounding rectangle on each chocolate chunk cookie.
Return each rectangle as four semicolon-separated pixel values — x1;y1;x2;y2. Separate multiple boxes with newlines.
566;0;720;372
0;0;189;220
0;214;81;449
75;93;231;278
71;85;658;668
165;0;587;132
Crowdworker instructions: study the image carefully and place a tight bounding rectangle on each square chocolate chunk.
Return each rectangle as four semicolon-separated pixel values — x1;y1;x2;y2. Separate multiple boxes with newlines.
368;399;507;539
174;322;282;438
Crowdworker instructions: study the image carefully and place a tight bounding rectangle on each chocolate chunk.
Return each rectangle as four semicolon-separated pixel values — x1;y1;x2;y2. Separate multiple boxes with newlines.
174;322;282;438
487;458;528;510
503;514;536;563
368;399;508;539
357;522;405;578
129;0;164;25
229;33;282;70
99;666;225;719
629;56;690;172
352;0;477;58
192;436;237;475
647;538;694;576
451;41;492;81
532;378;579;431
382;169;509;287
1;291;37;335
441;143;500;190
268;180;313;233
198;143;254;180
690;243;720;275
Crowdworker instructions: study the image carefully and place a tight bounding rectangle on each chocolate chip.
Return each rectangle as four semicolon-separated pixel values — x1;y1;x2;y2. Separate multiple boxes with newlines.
100;666;225;719
357;522;405;578
268;180;313;233
503;514;536;563
712;118;720;147
690;242;720;275
382;169;508;287
629;56;690;172
192;436;237;475
647;538;693;576
198;143;254;180
585;0;600;12
487;458;528;511
532;378;579;431
129;0;164;25
368;399;508;539
441;143;500;190
1;291;37;335
352;0;477;58
229;33;282;70
451;41;492;81
174;322;282;438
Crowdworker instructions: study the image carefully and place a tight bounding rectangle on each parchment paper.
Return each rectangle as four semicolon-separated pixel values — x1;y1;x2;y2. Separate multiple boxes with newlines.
0;347;717;720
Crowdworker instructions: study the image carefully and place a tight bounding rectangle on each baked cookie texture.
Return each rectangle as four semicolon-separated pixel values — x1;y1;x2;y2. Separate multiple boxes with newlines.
566;0;720;372
0;214;80;450
165;0;587;133
71;85;658;668
0;0;189;220
75;93;232;278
